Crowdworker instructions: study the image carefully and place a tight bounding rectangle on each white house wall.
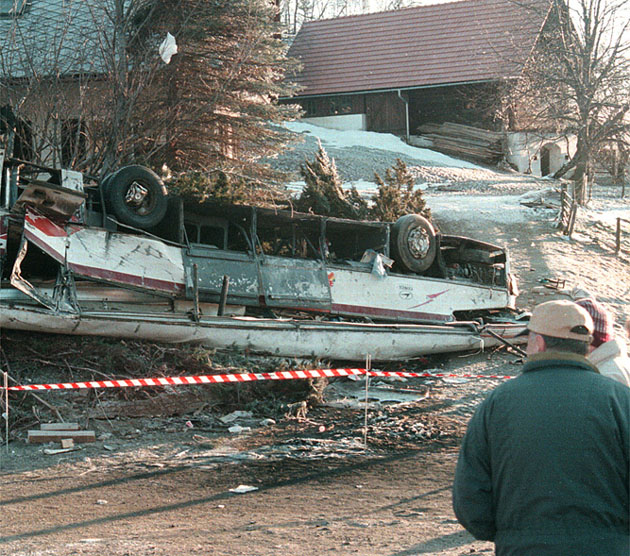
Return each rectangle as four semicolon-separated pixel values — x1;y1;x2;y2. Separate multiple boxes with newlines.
506;132;576;177
302;114;367;131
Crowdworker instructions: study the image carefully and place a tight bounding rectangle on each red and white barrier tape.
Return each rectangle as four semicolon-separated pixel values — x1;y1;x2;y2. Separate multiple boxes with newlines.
369;370;514;380
2;368;514;392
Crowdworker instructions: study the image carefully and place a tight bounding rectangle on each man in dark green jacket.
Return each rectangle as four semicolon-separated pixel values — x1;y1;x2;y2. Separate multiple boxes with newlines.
453;300;630;555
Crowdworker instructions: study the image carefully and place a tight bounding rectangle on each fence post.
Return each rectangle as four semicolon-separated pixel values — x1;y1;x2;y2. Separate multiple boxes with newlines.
192;263;200;322
218;275;230;316
3;371;8;454
616;218;622;255
567;202;577;238
558;183;567;232
560;182;571;232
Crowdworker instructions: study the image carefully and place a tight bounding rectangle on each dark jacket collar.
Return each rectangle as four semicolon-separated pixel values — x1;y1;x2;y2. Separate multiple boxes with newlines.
523;351;600;374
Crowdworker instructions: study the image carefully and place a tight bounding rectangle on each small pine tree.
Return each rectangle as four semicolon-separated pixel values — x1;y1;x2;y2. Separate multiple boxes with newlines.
296;140;368;219
370;158;431;222
171;170;249;204
211;171;248;203
346;186;369;220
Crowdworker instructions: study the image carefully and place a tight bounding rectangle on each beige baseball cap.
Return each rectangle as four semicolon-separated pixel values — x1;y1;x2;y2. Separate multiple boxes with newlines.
528;300;594;342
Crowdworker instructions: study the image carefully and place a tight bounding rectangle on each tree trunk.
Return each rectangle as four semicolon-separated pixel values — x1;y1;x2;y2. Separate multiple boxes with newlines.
573;162;589;205
566;134;591;205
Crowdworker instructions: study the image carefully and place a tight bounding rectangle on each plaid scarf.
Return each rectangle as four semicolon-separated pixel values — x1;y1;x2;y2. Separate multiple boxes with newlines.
575;298;614;347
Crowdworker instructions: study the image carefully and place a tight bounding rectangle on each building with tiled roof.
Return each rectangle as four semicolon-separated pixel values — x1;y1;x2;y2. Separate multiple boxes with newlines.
0;0;116;165
0;0;110;79
283;0;552;139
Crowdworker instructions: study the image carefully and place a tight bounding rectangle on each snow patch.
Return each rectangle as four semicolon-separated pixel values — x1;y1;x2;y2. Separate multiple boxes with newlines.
426;194;533;224
582;206;630;228
284;121;483;170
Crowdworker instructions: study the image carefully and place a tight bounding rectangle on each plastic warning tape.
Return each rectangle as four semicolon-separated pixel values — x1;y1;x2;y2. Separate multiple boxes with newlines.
368;371;515;380
3;368;514;392
4;368;367;391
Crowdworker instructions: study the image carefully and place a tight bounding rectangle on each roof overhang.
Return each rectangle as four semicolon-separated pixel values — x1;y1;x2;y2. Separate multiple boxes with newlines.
280;77;519;101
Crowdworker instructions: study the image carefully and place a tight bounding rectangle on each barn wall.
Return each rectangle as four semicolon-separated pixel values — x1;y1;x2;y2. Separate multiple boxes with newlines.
281;91;406;135
408;83;501;132
291;95;366;119
365;92;406;135
281;82;501;137
302;114;367;131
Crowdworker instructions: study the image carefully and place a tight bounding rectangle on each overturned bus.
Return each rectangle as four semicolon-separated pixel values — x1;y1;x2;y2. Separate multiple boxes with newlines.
0;128;523;360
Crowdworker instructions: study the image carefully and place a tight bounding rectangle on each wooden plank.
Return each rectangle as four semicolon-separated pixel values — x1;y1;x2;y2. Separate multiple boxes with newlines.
60;438;75;449
439;122;503;140
40;423;80;431
27;430;96;444
416;121;505;163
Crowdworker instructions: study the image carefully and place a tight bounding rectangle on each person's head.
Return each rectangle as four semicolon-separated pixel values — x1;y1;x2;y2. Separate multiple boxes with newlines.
574;297;614;348
526;300;594;356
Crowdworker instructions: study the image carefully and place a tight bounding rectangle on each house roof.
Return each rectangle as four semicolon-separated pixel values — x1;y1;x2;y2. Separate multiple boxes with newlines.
0;0;117;79
287;0;551;97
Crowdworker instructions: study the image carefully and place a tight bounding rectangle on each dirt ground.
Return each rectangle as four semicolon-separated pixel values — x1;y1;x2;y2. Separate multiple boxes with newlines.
0;174;628;556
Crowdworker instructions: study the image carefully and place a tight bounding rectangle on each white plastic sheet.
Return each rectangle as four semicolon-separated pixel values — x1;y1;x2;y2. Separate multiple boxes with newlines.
159;32;178;64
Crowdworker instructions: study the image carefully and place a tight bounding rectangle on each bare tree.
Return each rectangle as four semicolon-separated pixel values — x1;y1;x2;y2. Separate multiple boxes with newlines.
506;0;630;203
279;0;417;36
0;0;301;185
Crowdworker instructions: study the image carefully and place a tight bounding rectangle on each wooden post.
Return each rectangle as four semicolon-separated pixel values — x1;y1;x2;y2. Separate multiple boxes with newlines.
4;371;8;454
616;218;622;255
192;263;200;322
567;203;578;238
363;355;371;449
218;275;230;316
558;183;567;232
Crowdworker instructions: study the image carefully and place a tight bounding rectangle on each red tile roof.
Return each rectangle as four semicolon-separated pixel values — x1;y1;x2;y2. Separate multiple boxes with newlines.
287;0;550;96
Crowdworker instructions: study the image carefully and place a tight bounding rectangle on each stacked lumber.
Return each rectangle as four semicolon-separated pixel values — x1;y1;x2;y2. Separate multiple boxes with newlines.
28;422;95;444
416;122;505;164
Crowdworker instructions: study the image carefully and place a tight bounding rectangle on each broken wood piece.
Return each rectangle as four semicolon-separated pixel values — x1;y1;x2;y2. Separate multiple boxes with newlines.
28;430;96;444
43;446;81;455
60;438;75;449
40;422;80;431
88;392;206;419
483;329;527;357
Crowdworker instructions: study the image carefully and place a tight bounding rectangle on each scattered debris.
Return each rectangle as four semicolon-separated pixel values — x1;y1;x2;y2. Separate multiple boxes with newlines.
324;380;429;406
286;400;308;419
228;425;251;434
229;485;258;494
539;277;566;290
440;377;469;384
192;435;213;445
43;446;81;455
89;393;207;419
219;410;253;424
518;187;561;209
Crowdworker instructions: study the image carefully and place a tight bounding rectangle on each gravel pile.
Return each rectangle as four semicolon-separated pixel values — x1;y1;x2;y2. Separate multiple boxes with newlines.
267;128;548;195
268;132;439;183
